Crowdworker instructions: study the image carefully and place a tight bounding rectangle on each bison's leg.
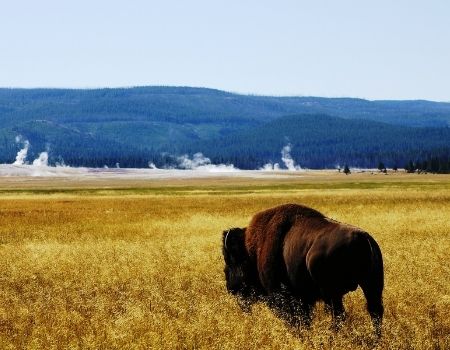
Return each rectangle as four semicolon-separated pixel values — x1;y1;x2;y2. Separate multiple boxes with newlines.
266;288;301;328
324;295;345;331
360;261;384;336
361;285;383;338
265;287;314;329
331;296;345;331
359;234;384;338
298;300;314;328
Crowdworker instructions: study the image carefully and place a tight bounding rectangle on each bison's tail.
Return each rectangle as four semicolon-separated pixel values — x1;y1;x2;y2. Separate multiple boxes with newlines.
359;233;384;337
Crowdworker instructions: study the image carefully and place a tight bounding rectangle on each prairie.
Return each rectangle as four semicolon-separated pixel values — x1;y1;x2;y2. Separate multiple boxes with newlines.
0;173;449;349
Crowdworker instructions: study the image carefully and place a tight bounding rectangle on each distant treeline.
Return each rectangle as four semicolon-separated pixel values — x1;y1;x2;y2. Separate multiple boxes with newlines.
404;156;449;174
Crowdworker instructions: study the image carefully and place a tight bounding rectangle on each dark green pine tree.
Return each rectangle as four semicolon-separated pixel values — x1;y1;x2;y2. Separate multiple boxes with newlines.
406;160;415;173
344;164;351;175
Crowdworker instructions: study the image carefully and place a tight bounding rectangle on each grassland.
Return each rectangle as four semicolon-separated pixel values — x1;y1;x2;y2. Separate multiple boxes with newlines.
0;173;449;349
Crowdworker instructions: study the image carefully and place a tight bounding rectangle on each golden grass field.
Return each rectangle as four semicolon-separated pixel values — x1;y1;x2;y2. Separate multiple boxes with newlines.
0;172;449;349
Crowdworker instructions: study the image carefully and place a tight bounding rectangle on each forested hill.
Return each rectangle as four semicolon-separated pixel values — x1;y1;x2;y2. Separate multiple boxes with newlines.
0;86;449;169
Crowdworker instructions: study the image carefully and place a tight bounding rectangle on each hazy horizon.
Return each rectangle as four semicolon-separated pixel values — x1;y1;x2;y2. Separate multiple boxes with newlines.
1;0;449;101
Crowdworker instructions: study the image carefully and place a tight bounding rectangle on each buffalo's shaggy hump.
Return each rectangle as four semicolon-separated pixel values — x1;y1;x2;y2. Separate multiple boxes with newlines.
222;203;384;336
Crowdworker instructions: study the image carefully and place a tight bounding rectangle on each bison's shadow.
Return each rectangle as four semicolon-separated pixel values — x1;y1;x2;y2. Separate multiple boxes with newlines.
234;290;381;347
235;286;313;330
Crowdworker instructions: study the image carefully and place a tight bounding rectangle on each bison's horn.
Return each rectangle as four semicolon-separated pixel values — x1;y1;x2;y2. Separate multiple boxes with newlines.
224;229;231;250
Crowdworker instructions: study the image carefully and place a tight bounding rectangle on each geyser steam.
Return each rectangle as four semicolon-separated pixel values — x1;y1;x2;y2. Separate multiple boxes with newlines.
12;137;49;167
261;143;302;171
281;143;302;171
32;152;49;167
176;153;238;172
13;140;30;165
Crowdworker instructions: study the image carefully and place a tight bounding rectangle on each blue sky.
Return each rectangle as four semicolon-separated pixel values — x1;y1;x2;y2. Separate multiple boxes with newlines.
1;0;449;101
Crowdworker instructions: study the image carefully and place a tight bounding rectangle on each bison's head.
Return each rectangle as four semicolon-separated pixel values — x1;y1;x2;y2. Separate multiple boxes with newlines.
222;227;253;295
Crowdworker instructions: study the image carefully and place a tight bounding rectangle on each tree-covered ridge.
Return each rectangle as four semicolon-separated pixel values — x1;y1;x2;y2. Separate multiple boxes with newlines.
1;86;450;127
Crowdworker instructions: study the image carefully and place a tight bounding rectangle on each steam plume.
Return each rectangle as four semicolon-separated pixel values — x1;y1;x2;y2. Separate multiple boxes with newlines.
260;162;280;171
13;140;30;165
32;152;49;167
176;153;238;172
261;143;302;171
281;143;302;171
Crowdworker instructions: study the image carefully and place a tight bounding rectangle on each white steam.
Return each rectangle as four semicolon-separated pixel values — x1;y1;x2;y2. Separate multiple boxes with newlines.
32;152;49;167
13;140;30;165
260;162;280;171
13;138;49;167
2;143;309;179
281;143;302;171
176;153;238;172
177;153;210;169
5;136;308;178
261;143;303;171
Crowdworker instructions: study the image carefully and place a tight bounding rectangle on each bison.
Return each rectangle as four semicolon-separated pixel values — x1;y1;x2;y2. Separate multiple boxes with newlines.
222;203;384;336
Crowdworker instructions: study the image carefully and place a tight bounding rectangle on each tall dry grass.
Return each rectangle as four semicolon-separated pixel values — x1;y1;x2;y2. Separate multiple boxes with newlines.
0;181;449;349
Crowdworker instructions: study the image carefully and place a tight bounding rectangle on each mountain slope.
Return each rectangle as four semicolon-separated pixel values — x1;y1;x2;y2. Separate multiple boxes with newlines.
1;86;450;129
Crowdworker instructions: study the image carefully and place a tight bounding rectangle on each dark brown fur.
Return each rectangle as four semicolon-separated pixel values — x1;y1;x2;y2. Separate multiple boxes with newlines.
222;203;384;336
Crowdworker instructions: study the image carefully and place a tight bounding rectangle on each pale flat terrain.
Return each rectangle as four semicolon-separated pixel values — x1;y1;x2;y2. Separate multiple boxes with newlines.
0;172;449;349
0;168;448;190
